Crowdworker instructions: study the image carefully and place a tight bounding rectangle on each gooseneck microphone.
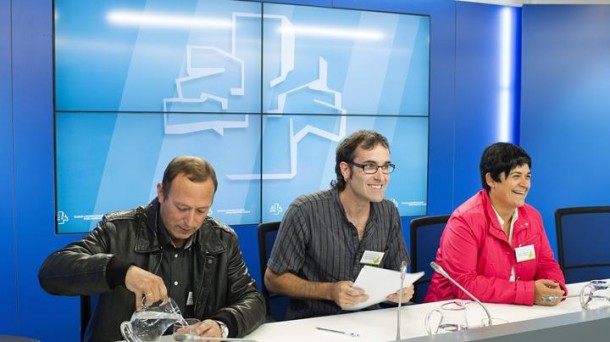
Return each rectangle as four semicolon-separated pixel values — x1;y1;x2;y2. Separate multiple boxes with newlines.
396;261;407;341
430;261;493;325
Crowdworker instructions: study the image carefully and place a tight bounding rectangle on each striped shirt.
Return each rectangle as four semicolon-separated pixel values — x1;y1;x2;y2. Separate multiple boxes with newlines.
267;189;410;319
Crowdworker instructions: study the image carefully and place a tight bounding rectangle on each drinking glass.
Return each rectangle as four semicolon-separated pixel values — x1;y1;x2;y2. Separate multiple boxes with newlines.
173;318;201;341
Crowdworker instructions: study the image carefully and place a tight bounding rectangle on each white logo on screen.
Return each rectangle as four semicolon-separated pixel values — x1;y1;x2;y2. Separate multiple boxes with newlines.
57;211;69;225
269;203;283;216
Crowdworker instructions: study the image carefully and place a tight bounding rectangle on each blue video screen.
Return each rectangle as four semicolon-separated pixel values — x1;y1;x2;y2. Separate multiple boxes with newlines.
54;0;430;233
261;115;428;222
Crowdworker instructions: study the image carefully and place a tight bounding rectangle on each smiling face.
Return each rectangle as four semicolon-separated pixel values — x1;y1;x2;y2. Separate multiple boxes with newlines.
340;143;391;204
486;163;531;217
157;172;215;248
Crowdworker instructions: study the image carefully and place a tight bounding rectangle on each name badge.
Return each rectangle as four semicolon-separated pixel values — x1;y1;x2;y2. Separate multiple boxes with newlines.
515;245;536;263
360;250;385;266
186;291;194;306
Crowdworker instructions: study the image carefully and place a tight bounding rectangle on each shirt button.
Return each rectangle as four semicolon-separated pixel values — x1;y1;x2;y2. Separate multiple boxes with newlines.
174;253;179;258
174;281;179;286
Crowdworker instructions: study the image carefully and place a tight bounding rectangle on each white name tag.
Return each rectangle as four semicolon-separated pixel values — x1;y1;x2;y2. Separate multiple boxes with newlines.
360;250;385;266
515;245;536;263
186;291;194;306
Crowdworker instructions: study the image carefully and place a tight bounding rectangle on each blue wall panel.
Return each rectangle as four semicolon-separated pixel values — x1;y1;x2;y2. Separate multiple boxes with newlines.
11;0;82;339
454;2;521;205
521;5;610;255
0;0;17;335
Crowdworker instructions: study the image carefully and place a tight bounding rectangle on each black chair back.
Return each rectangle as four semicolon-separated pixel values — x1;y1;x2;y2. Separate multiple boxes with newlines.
555;206;610;283
409;215;450;303
257;221;289;321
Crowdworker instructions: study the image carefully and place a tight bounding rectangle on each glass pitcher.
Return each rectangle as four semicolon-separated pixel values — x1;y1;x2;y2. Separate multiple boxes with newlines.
425;300;470;335
580;279;610;310
120;297;188;342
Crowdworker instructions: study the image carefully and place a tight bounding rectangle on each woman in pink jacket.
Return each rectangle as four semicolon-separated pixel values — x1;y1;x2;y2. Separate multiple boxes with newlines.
425;142;566;306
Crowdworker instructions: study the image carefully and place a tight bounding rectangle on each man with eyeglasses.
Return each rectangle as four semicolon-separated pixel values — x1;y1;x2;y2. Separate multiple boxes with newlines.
264;130;413;320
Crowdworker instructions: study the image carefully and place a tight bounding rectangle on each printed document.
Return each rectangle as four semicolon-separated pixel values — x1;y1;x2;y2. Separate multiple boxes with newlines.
345;266;424;311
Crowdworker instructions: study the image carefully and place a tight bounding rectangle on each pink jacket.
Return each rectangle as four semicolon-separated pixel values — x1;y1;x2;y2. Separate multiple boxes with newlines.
424;190;566;305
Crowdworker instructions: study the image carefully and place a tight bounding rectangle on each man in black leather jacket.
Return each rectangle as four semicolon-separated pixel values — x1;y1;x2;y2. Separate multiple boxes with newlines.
39;156;265;342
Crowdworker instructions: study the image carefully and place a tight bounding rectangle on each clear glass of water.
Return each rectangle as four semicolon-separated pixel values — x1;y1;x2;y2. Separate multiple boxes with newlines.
173;318;201;341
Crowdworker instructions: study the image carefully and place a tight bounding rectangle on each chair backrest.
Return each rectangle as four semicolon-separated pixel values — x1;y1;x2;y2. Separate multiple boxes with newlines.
257;221;289;322
555;206;610;283
409;214;450;303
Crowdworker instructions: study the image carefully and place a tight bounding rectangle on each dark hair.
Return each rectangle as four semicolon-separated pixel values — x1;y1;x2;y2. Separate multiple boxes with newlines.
480;142;531;191
162;156;218;197
331;130;390;191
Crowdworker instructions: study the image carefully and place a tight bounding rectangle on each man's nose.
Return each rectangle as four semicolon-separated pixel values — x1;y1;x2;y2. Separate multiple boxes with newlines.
185;210;196;226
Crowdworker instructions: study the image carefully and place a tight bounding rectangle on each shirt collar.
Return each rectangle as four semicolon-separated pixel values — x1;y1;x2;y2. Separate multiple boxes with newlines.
492;206;518;243
492;206;518;227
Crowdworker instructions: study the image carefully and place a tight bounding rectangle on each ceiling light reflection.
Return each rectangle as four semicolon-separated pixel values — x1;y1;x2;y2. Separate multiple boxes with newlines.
279;25;383;40
107;11;232;29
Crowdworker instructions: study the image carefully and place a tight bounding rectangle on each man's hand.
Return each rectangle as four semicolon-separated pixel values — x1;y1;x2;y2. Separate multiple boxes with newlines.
386;284;414;303
125;265;168;309
534;279;564;306
331;281;368;309
191;319;223;338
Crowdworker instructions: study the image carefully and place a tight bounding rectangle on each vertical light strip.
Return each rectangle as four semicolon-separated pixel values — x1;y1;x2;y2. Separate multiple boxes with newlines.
497;7;515;142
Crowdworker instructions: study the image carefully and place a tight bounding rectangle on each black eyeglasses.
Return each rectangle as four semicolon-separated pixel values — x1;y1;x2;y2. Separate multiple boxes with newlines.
348;161;396;174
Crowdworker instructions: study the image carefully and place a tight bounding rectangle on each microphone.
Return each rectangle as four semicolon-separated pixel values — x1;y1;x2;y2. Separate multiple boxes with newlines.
430;261;493;325
396;261;407;341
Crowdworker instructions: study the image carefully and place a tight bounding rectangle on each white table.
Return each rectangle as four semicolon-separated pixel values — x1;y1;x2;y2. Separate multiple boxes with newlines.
152;281;610;342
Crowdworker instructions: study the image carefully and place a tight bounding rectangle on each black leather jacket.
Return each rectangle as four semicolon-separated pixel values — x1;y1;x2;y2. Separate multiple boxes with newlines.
39;199;265;342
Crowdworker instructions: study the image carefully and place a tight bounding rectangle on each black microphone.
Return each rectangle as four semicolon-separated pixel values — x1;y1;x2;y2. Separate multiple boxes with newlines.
430;261;493;325
396;261;407;341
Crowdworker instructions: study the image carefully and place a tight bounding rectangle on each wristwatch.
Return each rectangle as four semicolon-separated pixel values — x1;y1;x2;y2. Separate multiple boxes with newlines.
215;320;229;338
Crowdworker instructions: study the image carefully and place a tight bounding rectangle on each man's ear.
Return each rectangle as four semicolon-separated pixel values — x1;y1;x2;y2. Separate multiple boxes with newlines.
339;161;351;181
157;182;165;202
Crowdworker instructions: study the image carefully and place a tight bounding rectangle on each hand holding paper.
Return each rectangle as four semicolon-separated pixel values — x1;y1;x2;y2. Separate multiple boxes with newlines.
332;280;368;309
343;266;424;311
386;284;415;303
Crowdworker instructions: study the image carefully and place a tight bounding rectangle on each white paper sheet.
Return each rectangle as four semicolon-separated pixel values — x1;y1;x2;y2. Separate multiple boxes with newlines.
344;266;424;311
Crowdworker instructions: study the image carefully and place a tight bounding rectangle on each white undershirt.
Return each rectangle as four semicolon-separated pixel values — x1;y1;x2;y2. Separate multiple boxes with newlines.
492;207;518;281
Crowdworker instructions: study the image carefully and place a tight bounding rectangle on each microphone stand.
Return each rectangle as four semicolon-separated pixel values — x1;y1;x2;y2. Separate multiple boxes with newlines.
396;261;407;341
430;262;493;325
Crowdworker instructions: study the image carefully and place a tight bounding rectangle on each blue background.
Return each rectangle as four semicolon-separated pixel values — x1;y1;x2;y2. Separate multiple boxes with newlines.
5;0;610;341
520;5;610;254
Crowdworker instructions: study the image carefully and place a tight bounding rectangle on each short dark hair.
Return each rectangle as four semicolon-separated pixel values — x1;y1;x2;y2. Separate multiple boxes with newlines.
480;142;531;191
162;156;218;197
331;130;390;191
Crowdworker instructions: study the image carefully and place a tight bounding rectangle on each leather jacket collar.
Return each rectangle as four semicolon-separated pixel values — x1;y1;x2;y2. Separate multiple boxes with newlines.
134;199;226;255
